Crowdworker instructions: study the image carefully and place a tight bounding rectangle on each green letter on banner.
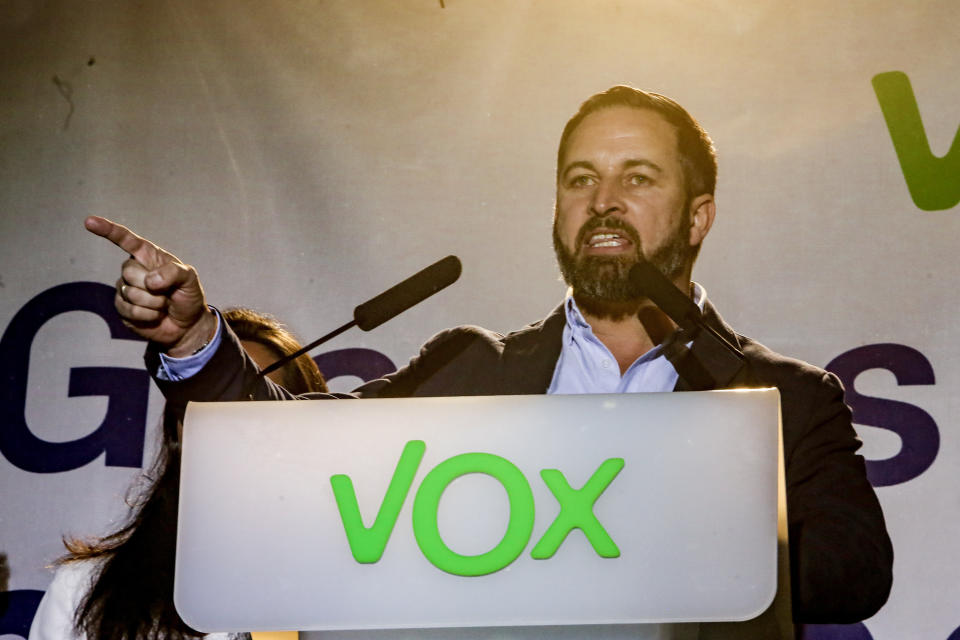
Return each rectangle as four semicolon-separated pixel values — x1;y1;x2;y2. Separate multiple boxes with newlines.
412;452;535;576
531;458;625;559
873;71;960;211
330;439;425;563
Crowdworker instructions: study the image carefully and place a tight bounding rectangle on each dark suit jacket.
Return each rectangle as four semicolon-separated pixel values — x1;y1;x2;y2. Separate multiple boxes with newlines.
149;300;893;624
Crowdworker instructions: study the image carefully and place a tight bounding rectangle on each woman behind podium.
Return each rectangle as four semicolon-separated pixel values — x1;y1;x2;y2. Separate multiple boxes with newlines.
29;308;328;640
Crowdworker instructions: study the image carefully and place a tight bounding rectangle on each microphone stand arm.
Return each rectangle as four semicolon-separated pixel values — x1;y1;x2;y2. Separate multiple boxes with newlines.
257;319;357;379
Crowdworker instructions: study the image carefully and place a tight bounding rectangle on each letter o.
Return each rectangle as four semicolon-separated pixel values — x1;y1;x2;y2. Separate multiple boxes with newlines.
412;452;534;576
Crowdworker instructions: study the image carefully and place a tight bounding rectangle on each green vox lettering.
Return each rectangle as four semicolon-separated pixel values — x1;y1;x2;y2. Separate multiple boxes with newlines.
530;457;625;559
330;439;425;563
329;441;624;576
872;71;960;211
413;452;535;576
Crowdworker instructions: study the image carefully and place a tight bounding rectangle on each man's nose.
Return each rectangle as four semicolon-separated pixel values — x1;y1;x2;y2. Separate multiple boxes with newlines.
589;179;625;217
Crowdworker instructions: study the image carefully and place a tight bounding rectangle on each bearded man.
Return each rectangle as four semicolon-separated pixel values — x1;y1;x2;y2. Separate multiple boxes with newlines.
87;85;892;625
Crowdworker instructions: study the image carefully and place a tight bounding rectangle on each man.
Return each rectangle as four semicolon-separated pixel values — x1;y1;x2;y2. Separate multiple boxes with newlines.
86;85;892;624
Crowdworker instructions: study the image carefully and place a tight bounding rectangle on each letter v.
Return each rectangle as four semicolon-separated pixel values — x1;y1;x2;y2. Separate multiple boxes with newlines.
873;71;960;211
329;440;425;563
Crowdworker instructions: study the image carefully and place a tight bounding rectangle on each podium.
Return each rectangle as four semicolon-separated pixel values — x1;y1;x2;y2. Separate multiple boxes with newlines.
175;390;792;638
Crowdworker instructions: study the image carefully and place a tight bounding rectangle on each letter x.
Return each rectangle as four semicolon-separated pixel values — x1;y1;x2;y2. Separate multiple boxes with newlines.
530;458;624;559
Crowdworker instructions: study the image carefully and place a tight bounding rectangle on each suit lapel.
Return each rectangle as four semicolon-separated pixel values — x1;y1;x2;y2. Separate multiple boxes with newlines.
673;299;748;391
499;303;567;395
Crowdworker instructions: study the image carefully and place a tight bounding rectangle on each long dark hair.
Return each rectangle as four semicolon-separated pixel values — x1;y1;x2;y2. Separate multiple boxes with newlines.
60;309;327;639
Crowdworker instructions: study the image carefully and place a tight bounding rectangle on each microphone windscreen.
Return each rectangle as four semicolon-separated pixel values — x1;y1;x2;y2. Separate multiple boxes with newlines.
354;255;462;331
629;261;700;331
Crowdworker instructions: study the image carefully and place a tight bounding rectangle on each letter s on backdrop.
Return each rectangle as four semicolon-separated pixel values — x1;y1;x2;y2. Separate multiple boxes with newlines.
827;343;938;487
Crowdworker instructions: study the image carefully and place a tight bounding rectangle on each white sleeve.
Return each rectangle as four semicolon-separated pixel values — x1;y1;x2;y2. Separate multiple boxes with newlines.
28;563;91;640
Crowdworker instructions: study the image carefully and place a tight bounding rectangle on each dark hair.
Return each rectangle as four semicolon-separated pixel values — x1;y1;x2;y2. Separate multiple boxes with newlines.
557;85;718;200
222;307;327;395
61;309;327;640
0;552;9;592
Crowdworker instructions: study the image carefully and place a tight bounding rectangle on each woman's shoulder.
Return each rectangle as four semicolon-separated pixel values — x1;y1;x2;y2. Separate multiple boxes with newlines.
30;560;251;640
28;560;100;640
51;559;98;591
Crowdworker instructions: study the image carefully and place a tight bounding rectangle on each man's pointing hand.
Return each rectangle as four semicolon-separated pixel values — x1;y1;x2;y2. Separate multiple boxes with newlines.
85;216;217;357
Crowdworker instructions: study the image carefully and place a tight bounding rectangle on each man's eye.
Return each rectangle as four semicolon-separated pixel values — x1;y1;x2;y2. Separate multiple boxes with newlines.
626;174;648;186
568;174;595;187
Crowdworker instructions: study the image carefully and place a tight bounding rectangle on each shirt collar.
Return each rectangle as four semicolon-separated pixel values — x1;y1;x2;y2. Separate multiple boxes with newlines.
563;282;707;344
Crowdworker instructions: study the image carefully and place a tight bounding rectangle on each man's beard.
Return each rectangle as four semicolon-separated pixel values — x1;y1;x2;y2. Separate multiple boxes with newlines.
553;214;692;321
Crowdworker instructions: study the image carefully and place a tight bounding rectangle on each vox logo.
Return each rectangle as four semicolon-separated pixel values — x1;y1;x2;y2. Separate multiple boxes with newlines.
873;71;960;211
330;440;624;577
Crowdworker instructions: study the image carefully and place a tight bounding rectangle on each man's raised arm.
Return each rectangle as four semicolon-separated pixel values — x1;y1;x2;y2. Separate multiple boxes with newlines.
84;216;217;357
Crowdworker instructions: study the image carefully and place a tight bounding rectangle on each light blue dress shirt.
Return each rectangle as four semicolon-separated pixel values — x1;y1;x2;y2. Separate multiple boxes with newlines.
547;284;705;395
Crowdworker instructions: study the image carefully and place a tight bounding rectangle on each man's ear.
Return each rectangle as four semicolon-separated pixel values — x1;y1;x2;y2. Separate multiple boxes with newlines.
688;194;716;248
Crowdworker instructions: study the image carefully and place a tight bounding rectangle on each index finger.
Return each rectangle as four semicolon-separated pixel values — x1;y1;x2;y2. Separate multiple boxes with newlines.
85;216;163;266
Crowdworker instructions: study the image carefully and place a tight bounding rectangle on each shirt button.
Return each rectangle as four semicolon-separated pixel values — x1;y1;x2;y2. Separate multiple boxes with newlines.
601;359;611;368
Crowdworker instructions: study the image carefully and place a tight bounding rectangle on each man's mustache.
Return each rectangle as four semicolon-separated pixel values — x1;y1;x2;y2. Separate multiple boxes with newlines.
574;217;642;255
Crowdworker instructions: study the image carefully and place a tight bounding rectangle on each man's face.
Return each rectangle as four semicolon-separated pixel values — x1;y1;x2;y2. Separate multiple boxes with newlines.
553;106;696;317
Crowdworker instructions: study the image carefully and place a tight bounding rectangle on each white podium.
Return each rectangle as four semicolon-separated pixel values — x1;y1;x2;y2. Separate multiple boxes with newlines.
175;390;790;638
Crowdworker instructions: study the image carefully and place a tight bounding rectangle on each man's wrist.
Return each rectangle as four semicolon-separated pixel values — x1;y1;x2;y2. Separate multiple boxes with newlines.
154;309;223;382
165;310;218;358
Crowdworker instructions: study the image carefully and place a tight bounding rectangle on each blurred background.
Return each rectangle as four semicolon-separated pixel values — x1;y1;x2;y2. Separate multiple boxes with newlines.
2;1;958;637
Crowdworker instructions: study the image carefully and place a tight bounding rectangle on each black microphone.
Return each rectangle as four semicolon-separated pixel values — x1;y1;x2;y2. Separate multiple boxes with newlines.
257;255;462;379
354;255;462;331
628;260;702;333
629;260;749;390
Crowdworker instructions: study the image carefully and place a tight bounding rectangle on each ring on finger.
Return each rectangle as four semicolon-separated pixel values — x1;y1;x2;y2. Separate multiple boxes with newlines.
120;284;129;302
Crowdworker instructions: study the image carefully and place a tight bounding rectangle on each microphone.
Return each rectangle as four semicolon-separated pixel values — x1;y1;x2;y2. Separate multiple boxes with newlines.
628;260;702;333
354;255;462;331
257;255;462;379
629;260;749;390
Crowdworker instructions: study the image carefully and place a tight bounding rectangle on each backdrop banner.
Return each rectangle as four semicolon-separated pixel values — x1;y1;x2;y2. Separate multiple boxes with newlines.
1;1;958;638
